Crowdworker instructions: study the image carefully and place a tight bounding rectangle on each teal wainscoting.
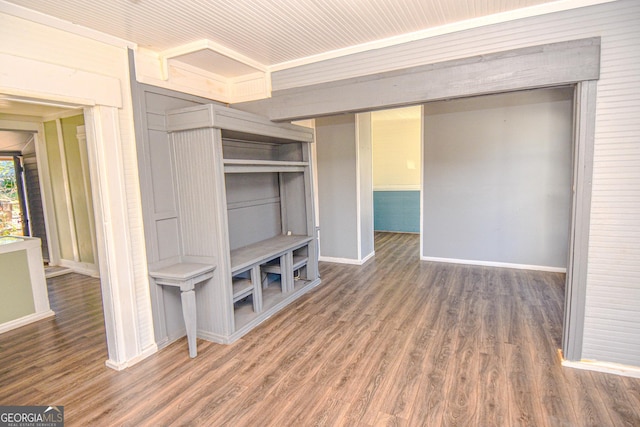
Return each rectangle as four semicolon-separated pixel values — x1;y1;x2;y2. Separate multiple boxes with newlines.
373;190;420;233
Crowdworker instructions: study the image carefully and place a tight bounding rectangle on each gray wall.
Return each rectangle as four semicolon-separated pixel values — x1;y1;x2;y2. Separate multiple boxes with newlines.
315;115;359;260
241;0;640;368
315;114;374;263
422;88;573;269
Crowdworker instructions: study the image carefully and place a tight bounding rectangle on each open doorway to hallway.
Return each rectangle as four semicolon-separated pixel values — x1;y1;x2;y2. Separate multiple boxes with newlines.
371;106;422;237
0;130;50;263
0;97;98;278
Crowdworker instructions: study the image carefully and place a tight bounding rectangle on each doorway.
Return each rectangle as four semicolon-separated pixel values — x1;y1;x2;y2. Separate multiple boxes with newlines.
41;114;98;276
317;85;584;359
371;106;422;237
0;102;97;276
0;154;25;236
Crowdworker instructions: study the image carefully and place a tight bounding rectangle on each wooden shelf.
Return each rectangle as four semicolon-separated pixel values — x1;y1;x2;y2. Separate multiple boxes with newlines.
234;284;284;330
223;159;307;173
232;277;253;302
160;102;320;345
230;235;313;274
149;262;216;282
224;159;308;167
292;255;308;270
262;255;308;274
233;278;319;333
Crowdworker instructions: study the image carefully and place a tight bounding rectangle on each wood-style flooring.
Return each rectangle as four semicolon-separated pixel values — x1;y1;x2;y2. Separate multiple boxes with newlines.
1;232;639;426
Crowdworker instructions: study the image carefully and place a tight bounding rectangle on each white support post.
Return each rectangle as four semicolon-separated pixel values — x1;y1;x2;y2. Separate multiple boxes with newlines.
84;105;157;370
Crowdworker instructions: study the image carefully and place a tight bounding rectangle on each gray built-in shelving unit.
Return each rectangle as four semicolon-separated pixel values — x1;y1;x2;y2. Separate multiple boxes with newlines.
155;103;320;344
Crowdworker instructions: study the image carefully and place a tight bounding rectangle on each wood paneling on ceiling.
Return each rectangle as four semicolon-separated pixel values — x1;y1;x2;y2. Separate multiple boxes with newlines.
3;0;592;67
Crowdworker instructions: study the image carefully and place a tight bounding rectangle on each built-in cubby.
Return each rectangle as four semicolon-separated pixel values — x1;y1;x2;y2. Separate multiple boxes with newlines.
160;104;320;345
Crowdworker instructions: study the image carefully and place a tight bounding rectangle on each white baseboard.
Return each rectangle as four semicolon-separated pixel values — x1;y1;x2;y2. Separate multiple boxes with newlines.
105;343;158;371
559;351;640;379
59;259;100;277
361;251;375;264
319;251;375;265
0;310;55;334
45;268;73;279
420;255;566;273
197;330;229;345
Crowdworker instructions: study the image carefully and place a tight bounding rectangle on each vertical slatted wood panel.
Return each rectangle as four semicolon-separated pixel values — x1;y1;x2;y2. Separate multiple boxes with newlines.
171;129;218;259
131;83;223;343
169;128;233;337
582;3;640;365
273;0;640;366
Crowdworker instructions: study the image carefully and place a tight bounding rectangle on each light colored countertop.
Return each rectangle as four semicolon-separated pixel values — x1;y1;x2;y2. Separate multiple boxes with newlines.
0;236;25;245
0;236;41;254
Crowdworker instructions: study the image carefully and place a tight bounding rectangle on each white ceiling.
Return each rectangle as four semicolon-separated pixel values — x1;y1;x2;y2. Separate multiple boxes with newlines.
2;0;608;70
0;130;33;152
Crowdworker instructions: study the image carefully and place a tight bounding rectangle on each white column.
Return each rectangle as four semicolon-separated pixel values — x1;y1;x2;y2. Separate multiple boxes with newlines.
84;105;157;370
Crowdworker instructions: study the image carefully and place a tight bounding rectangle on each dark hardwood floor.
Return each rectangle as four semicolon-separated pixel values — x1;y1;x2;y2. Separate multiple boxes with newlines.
1;232;639;426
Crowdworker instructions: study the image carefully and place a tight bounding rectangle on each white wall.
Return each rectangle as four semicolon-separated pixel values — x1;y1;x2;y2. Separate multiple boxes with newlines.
372;107;421;190
422;88;573;270
0;9;156;369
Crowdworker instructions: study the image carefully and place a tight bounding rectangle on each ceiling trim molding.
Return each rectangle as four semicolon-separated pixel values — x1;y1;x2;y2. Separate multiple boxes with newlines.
256;37;600;121
0;53;122;108
269;0;616;72
0;117;42;129
1;0;616;93
159;39;268;80
0;0;136;49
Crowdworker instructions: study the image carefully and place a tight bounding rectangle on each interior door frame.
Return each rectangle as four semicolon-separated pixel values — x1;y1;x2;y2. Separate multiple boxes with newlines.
2;45;159;369
11;155;29;235
28;112;100;275
562;81;597;361
257;38;601;361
